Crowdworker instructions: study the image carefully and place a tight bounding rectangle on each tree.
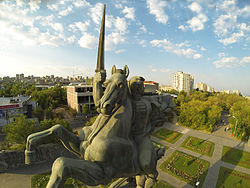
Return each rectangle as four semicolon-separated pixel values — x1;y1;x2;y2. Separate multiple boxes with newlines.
82;104;90;114
39;118;72;132
229;99;250;141
2;115;36;144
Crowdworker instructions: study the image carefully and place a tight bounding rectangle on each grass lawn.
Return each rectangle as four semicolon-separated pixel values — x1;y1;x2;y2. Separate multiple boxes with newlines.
152;140;168;150
159;151;210;188
222;146;250;169
181;136;215;157
31;172;175;188
31;172;86;188
216;166;250;188
153;179;176;188
152;128;183;144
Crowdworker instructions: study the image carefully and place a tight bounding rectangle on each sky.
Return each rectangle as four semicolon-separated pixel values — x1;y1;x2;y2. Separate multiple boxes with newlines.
0;0;250;95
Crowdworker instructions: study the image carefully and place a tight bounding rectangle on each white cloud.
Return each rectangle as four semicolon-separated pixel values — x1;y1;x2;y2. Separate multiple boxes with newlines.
69;21;90;33
214;14;236;36
78;32;98;49
200;47;206;51
214;1;250;45
218;52;226;58
150;39;202;59
29;0;41;12
218;31;244;45
89;3;103;25
114;17;127;33
122;6;135;20
146;0;168;24
115;49;126;54
115;4;123;9
106;32;126;51
139;40;146;47
178;25;188;32
188;2;202;13
47;3;59;11
59;6;73;17
105;15;128;33
37;15;55;27
140;25;147;33
240;56;250;64
187;13;207;32
0;3;34;27
50;23;64;32
67;35;76;44
73;0;90;7
213;57;239;68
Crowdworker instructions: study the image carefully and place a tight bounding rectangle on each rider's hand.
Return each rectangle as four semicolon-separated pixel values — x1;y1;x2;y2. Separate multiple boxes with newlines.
94;71;106;83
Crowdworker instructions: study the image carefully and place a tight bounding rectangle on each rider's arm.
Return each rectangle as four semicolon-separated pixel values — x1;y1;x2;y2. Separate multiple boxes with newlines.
93;71;106;107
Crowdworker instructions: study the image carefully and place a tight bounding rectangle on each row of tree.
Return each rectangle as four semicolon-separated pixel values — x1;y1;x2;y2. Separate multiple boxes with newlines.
1;115;73;150
172;90;249;141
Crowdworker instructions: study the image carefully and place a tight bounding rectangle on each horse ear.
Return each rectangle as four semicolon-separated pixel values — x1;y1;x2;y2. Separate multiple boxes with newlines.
123;65;129;78
111;65;116;75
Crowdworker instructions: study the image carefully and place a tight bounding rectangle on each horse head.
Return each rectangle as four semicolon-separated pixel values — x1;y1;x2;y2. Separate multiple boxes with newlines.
98;65;129;116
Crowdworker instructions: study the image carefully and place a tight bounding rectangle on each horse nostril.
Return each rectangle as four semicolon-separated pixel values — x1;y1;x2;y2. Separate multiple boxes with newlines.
104;103;111;112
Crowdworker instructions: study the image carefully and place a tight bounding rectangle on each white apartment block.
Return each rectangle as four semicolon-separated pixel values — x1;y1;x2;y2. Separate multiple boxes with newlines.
233;90;240;95
196;82;214;92
172;71;194;92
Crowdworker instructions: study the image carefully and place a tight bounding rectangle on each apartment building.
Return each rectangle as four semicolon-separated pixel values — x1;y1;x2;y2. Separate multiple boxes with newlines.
172;71;194;92
66;85;95;113
196;82;214;92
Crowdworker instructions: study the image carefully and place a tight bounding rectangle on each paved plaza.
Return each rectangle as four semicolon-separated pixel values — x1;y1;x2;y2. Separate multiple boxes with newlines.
154;122;250;188
0;122;249;188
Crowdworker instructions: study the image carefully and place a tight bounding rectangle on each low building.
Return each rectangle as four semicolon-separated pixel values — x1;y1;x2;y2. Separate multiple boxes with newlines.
233;90;240;95
144;81;159;93
0;96;36;127
224;90;230;94
66;85;95;113
160;85;173;92
196;82;214;92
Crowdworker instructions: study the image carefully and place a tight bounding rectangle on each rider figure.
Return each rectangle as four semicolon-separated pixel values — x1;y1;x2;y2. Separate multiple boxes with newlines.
128;76;158;188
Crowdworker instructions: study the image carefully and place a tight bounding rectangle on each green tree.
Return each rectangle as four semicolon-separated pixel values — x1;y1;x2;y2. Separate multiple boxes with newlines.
229;99;250;141
2;115;36;144
85;115;98;126
82;104;90;114
39;118;72;132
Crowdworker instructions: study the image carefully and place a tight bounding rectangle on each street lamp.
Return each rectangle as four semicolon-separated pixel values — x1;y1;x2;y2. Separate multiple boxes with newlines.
232;115;238;137
231;108;238;137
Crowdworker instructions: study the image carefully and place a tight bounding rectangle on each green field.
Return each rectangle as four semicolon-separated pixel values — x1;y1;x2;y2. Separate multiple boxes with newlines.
216;166;250;188
222;146;250;169
31;172;86;188
181;136;215;157
152;128;183;144
152;140;168;150
159;151;210;187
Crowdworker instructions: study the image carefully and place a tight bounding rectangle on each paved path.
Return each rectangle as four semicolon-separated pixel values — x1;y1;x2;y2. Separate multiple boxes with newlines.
0;162;52;188
153;122;250;188
0;122;249;188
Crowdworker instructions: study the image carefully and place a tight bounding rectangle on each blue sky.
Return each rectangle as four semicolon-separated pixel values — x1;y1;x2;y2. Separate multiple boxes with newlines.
0;0;250;95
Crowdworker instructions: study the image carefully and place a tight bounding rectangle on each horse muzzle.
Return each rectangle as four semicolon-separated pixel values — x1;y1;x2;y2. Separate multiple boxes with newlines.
99;102;113;116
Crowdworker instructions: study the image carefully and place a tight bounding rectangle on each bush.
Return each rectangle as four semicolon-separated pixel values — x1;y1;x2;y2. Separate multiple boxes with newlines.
85;115;98;126
2;115;36;144
39;118;72;132
82;104;90;114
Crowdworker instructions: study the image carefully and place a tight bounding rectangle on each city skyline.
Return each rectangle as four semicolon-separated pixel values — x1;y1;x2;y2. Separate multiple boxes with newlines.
0;0;250;95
